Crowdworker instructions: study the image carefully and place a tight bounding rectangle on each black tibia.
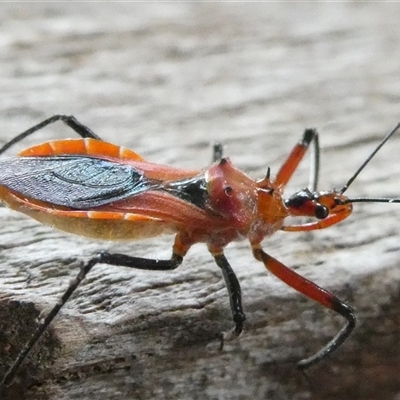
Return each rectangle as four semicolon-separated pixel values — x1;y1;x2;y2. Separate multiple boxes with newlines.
320;286;357;367
1;251;183;387
297;297;356;370
0;115;102;155
98;251;183;270
213;253;246;343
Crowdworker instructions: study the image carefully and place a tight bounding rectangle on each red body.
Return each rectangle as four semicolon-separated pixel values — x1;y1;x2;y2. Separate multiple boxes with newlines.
0;137;352;250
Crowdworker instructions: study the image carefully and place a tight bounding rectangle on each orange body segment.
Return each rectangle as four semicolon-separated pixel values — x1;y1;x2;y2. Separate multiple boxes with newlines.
19;138;146;161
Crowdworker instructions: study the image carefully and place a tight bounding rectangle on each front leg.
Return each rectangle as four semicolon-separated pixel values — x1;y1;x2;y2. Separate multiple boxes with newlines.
274;128;319;190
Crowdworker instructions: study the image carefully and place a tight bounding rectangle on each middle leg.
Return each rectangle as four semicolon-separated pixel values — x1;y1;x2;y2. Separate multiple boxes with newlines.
210;248;246;345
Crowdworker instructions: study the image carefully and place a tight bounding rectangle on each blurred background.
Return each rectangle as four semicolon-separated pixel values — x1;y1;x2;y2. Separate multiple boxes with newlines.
0;4;399;400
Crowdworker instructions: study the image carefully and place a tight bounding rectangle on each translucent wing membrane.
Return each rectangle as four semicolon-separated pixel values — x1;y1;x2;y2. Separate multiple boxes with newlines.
0;156;154;209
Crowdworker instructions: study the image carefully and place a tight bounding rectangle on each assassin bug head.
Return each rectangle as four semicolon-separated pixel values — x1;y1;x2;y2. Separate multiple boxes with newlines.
285;188;350;220
285;189;329;220
283;188;353;233
283;122;400;233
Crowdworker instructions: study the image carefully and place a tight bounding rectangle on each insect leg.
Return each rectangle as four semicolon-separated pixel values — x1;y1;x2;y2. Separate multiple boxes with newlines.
0;115;102;155
212;142;224;163
274;128;319;189
1;250;184;387
211;250;245;345
252;244;355;369
309;130;320;192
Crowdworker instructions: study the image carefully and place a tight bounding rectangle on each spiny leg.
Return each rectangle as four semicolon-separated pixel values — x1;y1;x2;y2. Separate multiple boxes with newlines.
210;249;245;347
0;115;102;155
1;249;185;387
274;129;319;189
252;245;355;369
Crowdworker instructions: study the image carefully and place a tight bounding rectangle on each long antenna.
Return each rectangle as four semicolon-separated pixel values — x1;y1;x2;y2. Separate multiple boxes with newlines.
340;122;400;194
341;197;400;205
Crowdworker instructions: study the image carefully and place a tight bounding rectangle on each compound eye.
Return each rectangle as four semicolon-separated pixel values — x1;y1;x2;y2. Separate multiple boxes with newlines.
315;204;329;219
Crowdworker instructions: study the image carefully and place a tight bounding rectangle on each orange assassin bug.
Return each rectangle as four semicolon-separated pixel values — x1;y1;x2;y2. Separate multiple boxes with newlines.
1;115;400;388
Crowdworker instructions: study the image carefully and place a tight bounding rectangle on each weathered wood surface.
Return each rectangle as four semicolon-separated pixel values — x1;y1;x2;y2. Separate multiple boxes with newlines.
0;3;400;400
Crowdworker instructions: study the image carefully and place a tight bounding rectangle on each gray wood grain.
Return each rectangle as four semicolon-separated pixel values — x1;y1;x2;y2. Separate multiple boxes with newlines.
0;3;400;400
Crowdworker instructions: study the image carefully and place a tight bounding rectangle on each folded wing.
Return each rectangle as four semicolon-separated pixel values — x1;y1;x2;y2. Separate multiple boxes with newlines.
0;156;155;209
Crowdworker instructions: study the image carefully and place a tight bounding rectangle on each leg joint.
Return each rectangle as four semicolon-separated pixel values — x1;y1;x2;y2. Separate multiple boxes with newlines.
301;128;318;146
